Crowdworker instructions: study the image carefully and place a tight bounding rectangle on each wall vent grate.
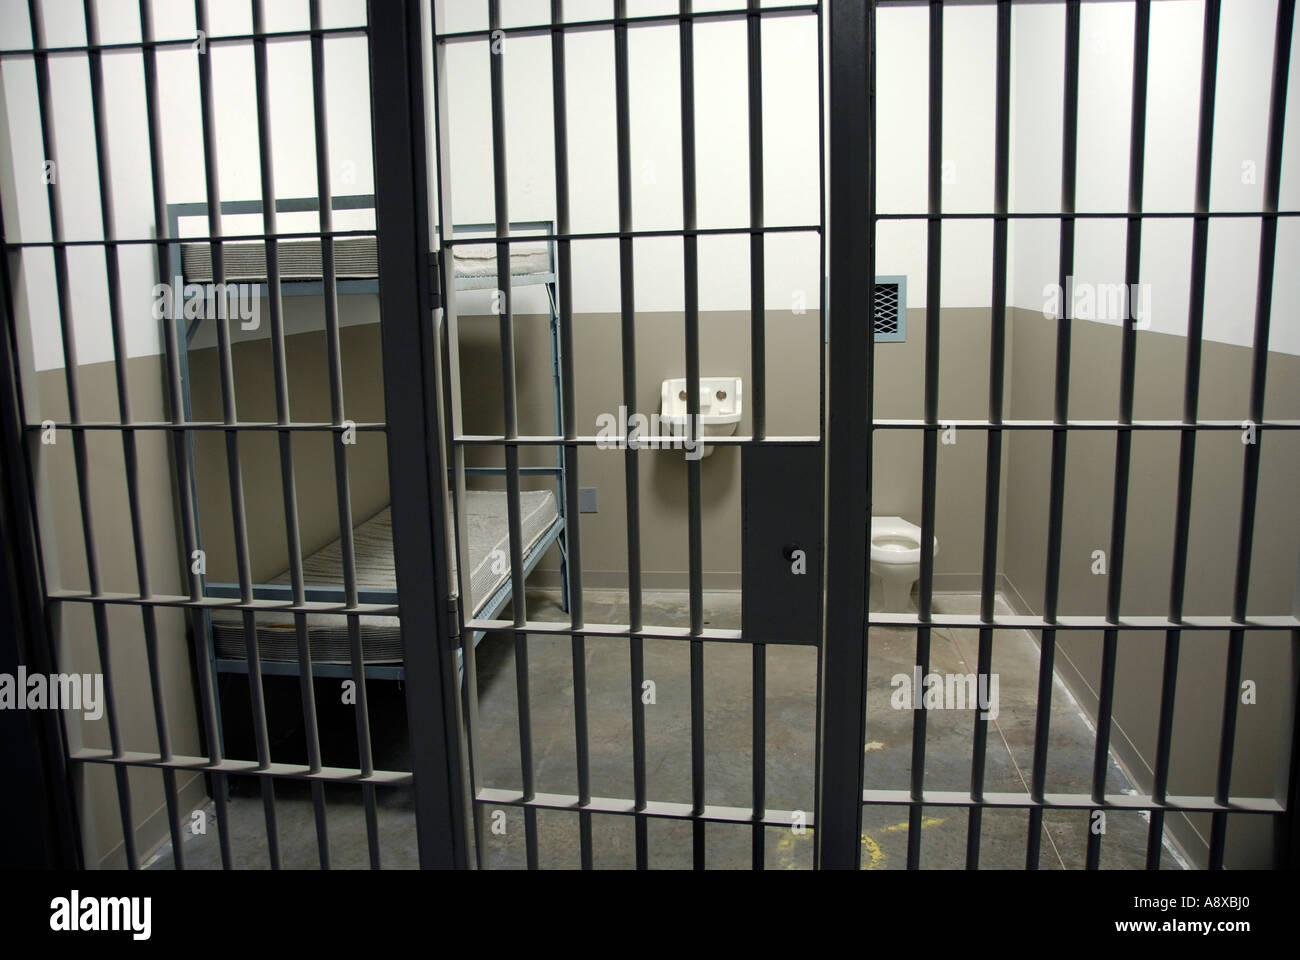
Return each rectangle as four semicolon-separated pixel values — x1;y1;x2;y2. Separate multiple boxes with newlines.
872;276;906;342
821;274;908;343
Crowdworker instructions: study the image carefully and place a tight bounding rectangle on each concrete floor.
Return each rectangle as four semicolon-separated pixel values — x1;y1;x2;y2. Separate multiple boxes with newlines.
145;588;1187;870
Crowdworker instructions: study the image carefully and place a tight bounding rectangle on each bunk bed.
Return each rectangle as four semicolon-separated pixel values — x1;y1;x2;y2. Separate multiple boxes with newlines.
167;197;569;699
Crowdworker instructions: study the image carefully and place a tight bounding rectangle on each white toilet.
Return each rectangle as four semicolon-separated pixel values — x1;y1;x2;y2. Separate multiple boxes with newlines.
870;516;939;611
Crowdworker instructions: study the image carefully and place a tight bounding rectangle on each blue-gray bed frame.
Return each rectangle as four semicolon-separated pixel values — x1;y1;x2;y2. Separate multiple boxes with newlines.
167;195;569;704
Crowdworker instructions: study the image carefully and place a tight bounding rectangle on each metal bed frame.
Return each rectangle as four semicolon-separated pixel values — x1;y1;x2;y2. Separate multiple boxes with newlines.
167;196;569;694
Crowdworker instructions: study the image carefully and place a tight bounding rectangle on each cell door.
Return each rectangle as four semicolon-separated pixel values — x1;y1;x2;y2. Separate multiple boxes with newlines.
419;0;845;870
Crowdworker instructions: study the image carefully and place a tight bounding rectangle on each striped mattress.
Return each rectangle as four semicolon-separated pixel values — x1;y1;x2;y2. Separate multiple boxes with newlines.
211;489;558;664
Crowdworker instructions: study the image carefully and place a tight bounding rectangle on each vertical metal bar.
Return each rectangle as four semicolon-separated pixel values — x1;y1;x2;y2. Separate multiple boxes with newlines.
252;0;330;869
747;0;768;870
137;0;233;870
679;0;707;871
309;0;381;868
427;4;486;867
1027;0;1079;871
550;0;593;871
1211;0;1294;869
613;0;648;870
485;0;538;871
810;0;827;868
748;0;765;442
817;0;873;871
1088;0;1149;872
193;0;281;869
26;0;137;870
907;0;943;871
1149;0;1220;871
967;0;1010;870
81;0;185;868
369;0;470;869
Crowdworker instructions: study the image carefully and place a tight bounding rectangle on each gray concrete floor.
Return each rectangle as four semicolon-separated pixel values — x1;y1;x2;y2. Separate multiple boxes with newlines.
145;588;1186;870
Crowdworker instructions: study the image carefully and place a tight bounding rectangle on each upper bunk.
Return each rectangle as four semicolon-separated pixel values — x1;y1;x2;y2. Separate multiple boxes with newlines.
167;195;558;313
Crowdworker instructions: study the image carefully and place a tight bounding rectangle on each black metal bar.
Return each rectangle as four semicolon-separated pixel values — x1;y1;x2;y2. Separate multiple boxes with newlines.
80;0;186;868
612;0;648;870
550;0;593;871
967;0;1011;870
251;0;330;869
1087;0;1150;873
907;0;943;872
136;0;234;871
1149;0;1220;871
817;0;872;871
679;0;707;870
0;25;368;59
1027;0;1079;871
1211;0;1295;870
26;0;137;870
484;0;538;871
748;0;766;441
433;4;819;43
368;0;470;869
309;0;382;868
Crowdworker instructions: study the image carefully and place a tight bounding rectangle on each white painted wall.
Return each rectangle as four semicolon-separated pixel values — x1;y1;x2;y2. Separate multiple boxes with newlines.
3;0;1296;372
0;0;368;371
1007;0;1300;354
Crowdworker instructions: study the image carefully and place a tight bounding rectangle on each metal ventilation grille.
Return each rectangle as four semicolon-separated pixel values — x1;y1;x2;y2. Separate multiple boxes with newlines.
820;274;908;343
873;276;906;342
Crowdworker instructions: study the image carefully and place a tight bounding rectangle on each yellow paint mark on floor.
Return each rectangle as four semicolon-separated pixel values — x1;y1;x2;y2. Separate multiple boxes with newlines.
772;815;946;869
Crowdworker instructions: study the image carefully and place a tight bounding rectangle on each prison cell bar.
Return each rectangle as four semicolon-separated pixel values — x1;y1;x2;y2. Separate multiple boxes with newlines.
678;0;709;871
906;0;943;872
194;0;285;869
1086;0;1150;872
610;0;651;870
1149;0;1220;871
136;0;237;872
81;0;186;869
550;0;595;872
966;0;1012;870
748;0;769;871
369;0;472;869
25;0;138;870
308;0;385;869
1211;0;1296;870
818;0;874;869
1027;0;1080;871
251;0;331;869
483;0;541;871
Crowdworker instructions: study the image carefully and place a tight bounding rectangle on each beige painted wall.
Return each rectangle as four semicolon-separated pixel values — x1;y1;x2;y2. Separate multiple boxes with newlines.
1002;307;1300;868
453;306;1011;591
35;357;206;869
187;301;1299;869
189;313;392;585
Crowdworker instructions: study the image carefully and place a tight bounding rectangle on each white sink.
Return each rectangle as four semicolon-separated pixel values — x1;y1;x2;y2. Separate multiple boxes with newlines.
659;377;742;459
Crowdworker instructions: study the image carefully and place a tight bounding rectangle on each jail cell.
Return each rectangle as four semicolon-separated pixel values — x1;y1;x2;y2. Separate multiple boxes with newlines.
0;0;1296;873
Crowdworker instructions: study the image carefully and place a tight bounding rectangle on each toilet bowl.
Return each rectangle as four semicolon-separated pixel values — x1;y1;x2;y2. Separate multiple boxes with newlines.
869;516;939;611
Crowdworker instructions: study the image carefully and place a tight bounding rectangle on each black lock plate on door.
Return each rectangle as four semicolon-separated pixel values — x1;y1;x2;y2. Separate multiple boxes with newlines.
741;442;823;645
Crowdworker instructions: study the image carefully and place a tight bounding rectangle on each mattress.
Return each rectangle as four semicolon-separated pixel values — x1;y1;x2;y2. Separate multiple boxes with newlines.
211;489;558;664
180;238;550;284
450;242;550;278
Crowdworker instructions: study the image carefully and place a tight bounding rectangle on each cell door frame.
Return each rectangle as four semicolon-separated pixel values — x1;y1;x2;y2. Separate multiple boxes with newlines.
406;0;883;871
